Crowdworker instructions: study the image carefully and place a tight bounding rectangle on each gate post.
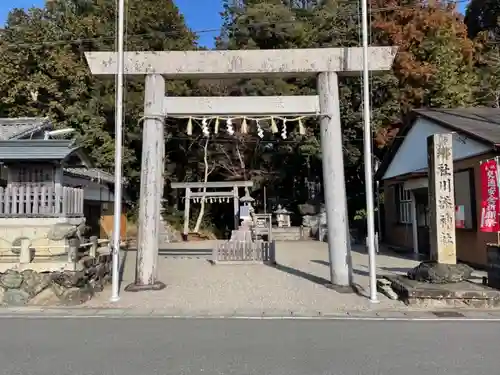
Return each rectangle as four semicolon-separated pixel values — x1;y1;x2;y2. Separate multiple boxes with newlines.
317;72;351;288
126;74;166;291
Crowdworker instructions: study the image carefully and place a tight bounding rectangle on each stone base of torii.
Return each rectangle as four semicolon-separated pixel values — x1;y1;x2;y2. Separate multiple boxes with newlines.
85;47;397;291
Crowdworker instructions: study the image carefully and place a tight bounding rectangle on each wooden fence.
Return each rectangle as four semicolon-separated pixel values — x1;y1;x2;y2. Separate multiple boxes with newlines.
0;185;84;217
212;239;276;264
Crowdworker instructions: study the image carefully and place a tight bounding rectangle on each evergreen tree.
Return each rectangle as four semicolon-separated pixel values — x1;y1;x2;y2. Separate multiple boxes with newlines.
0;0;197;204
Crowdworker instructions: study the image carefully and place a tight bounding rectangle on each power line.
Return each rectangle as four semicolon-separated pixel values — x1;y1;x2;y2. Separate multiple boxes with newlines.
0;0;471;50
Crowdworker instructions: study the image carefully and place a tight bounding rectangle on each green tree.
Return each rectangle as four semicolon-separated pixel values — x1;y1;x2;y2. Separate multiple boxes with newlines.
465;0;500;41
371;0;477;113
0;0;197;205
217;0;400;215
465;0;500;107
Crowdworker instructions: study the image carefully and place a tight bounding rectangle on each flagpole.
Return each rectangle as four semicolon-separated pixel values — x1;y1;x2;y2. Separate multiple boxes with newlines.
110;0;126;302
361;0;378;302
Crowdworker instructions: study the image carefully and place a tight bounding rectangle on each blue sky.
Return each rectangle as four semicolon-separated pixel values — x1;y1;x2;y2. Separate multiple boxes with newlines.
0;0;469;48
0;0;223;47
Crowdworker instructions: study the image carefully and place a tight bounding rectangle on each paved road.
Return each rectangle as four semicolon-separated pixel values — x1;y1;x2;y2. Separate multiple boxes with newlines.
0;318;497;375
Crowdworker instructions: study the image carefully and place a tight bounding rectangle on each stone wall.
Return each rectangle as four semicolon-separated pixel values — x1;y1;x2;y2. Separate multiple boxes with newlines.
0;250;112;306
0;217;85;261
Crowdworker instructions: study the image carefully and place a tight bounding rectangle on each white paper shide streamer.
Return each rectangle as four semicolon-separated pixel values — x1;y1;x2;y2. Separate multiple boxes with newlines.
256;120;264;139
226;118;234;135
281;119;287;139
202;117;210;137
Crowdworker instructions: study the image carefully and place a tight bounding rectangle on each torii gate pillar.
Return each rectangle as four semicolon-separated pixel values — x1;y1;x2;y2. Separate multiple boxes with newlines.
131;74;166;291
85;47;397;290
318;71;350;286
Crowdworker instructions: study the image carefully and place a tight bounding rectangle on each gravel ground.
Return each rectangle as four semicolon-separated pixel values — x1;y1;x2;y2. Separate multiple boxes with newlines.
85;241;427;314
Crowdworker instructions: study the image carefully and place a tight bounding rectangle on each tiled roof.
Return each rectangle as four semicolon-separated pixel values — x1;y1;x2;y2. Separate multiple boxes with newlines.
0;117;117;185
64;167;115;184
414;107;500;144
0;140;85;162
376;107;500;180
0;117;51;140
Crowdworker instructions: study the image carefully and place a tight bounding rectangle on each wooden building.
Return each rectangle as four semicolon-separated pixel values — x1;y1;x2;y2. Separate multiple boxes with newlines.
376;108;500;266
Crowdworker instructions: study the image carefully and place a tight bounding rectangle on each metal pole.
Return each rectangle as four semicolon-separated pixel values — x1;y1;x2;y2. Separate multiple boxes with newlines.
361;0;378;303
110;0;126;302
375;159;382;242
264;186;267;214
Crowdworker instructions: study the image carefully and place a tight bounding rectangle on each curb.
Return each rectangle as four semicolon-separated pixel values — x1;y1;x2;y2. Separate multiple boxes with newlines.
0;307;500;321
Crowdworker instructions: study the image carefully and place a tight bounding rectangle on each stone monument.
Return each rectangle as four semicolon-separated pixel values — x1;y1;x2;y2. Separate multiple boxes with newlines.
428;133;456;264
384;133;500;307
408;133;472;283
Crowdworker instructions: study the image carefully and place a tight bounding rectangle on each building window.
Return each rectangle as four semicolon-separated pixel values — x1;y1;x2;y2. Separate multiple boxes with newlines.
395;184;412;224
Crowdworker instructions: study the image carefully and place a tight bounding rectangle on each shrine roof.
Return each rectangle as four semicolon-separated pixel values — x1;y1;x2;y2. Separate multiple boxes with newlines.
0;117;117;184
64;167;115;184
0;117;51;140
376;107;500;181
0;140;93;167
413;107;500;145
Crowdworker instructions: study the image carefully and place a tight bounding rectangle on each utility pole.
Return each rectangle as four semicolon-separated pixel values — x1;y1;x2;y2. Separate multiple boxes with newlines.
375;158;382;242
110;0;126;302
361;0;379;303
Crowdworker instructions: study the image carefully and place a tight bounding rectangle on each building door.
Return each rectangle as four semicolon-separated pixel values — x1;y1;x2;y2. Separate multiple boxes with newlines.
84;200;102;237
414;188;430;257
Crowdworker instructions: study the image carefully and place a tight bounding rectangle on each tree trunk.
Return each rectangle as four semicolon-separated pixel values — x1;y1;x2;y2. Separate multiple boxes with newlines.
194;138;209;233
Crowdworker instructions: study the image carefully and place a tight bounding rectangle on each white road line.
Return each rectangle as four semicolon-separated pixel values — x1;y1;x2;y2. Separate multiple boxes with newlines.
0;314;498;321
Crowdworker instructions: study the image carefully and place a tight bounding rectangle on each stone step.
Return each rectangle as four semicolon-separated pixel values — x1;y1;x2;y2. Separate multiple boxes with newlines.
272;227;303;233
272;232;313;241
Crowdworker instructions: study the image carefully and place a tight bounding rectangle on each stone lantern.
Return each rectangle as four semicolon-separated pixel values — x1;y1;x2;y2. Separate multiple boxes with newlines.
240;191;255;207
274;205;291;228
239;191;255;222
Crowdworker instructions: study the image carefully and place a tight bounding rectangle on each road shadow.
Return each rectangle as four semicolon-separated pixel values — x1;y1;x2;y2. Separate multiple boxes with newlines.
158;248;212;258
118;248;130;289
311;259;329;267
269;259;363;295
350;245;426;262
380;266;413;275
311;259;370;277
270;263;331;286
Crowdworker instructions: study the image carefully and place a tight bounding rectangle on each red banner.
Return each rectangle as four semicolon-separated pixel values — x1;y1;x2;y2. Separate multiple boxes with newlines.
480;159;500;232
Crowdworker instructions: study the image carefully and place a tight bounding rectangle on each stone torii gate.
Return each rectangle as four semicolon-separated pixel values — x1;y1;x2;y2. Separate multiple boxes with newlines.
170;180;254;236
85;47;397;291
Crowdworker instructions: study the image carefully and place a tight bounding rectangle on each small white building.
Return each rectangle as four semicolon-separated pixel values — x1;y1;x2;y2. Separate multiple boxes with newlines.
376;107;500;266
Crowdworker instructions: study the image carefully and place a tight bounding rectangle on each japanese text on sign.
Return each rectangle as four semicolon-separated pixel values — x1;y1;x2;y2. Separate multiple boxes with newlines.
480;158;500;232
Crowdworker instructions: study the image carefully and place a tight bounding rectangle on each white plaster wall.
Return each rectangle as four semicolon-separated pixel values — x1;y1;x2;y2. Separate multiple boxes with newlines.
383;118;491;180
